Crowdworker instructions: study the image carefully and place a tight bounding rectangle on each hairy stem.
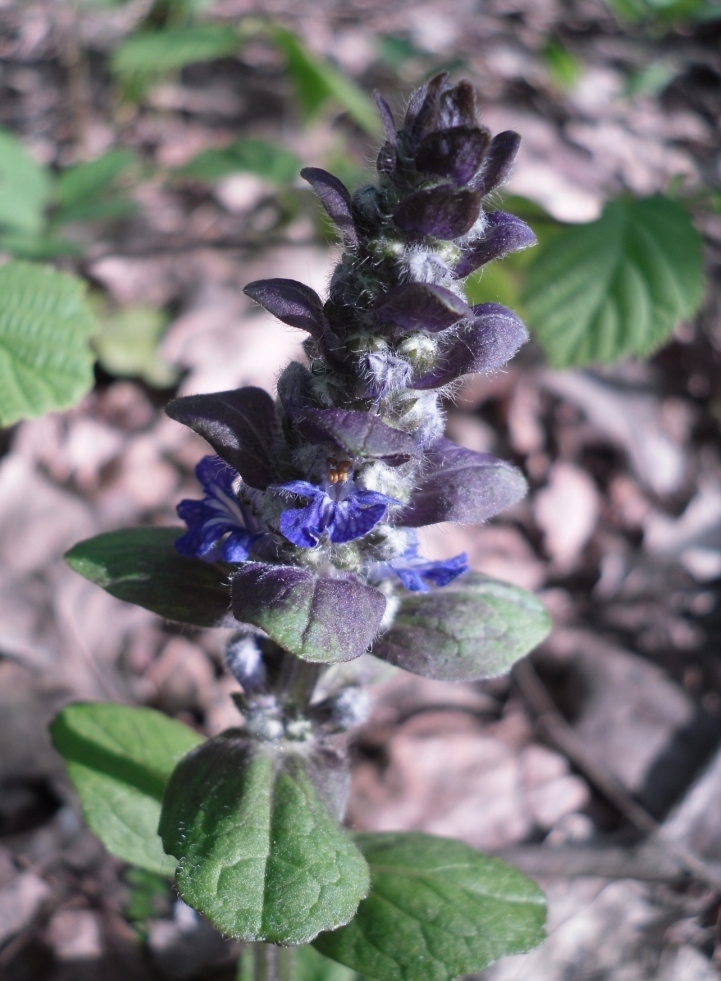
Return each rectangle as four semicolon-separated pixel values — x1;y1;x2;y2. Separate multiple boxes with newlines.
241;942;293;981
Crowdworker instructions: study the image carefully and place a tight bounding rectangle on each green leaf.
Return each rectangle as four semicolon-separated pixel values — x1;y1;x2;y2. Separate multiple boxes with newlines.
314;832;546;981
50;703;203;875
543;40;581;90
372;573;550;682
0;261;97;426
0;128;52;234
93;305;179;387
55;149;137;217
271;28;381;137
295;945;362;981
0;230;81;259
159;733;370;944
65;527;234;627
523;195;704;368
111;24;240;97
177;138;301;184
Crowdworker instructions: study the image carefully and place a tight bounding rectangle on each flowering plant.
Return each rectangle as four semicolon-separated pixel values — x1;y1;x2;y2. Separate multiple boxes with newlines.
54;74;551;980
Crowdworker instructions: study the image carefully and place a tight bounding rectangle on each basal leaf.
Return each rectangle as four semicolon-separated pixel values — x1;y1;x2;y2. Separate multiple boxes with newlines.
372;573;550;681
0;128;52;234
271;28;381;137
0;261;97;426
66;527;234;627
314;832;546;981
50;703;203;875
159;733;370;944
523;195;704;367
176;138;301;184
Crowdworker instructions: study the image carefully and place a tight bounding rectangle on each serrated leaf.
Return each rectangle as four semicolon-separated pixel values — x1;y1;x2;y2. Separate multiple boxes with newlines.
0;261;97;426
159;733;370;944
65;527;234;627
50;703;203;875
372;573;550;681
93;306;178;388
0;128;52;234
313;832;546;981
177;138;300;184
271;28;381;137
523;195;704;368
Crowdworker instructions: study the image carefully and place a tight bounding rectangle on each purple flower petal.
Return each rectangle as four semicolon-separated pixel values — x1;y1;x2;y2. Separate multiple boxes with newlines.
399;438;527;527
416;126;490;186
166;387;277;490
175;456;259;561
412;303;528;389
438;81;477;129
244;278;328;341
376;141;396;177
231;563;386;663
327;499;389;544
393;185;481;240
300;167;358;247
404;72;448;141
280;497;326;548
372;283;472;334
393;552;469;591
295;407;418;466
374;92;397;144
454;212;537;279
473;131;521;197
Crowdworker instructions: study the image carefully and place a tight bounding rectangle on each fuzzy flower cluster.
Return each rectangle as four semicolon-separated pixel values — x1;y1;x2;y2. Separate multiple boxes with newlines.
168;74;536;666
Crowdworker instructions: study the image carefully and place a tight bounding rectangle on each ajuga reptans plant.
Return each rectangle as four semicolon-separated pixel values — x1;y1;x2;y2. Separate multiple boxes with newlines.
58;73;550;976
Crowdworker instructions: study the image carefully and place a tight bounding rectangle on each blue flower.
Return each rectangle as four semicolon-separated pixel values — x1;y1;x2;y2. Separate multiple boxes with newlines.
176;456;261;563
371;533;469;592
271;461;398;548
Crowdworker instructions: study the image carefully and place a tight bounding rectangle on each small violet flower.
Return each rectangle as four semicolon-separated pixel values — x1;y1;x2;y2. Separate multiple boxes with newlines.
372;533;469;592
176;455;261;563
271;458;398;549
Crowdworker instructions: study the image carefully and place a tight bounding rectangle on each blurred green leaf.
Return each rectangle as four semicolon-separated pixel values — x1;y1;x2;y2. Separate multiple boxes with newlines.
0;261;97;426
125;867;171;932
271;28;381;137
523;195;704;367
50;702;203;875
0;230;81;259
0;128;52;234
624;61;676;97
603;0;717;22
111;24;240;97
177;138;301;184
295;946;361;981
93;305;178;387
54;149;139;225
543;40;581;90
465;262;523;311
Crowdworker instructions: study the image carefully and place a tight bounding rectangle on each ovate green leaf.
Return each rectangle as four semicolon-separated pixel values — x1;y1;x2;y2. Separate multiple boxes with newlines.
271;28;381;137
50;703;203;875
372;573;550;682
0;261;97;426
523;195;704;367
314;832;546;981
65;527;234;627
177;138;300;184
93;306;178;388
159;733;370;944
0;128;52;233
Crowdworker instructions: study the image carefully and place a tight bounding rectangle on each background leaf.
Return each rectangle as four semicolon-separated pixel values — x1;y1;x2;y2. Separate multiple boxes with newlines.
0;128;52;234
65;527;234;627
373;573;550;682
176;138;301;184
523;195;704;367
50;703;203;875
313;832;546;981
159;734;369;944
295;945;362;981
271;28;381;137
0;261;97;426
54;149;138;225
93;305;179;387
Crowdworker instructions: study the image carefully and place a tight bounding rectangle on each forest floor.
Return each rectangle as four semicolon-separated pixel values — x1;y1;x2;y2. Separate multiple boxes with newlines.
1;0;721;978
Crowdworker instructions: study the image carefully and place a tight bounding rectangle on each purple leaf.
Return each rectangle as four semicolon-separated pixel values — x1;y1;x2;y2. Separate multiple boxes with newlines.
296;408;418;465
416;126;490;186
454;212;537;278
244;279;328;341
166;387;277;489
374;92;397;144
393;185;481;240
232;563;386;663
300;167;358;247
412;303;528;389
438;81;477;129
474;131;521;197
376;141;396;177
399;438;527;526
403;72;448;139
372;283;472;334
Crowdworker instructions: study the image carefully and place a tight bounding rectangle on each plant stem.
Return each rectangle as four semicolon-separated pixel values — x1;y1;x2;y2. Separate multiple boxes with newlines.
240;942;293;981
